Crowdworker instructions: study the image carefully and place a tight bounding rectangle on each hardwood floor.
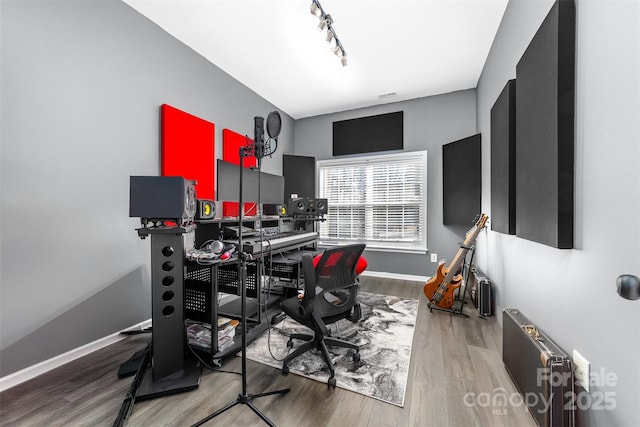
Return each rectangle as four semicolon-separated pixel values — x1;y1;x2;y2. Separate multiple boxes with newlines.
0;277;536;427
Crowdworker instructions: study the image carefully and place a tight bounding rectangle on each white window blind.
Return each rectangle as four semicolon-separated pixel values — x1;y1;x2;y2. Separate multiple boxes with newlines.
317;151;427;252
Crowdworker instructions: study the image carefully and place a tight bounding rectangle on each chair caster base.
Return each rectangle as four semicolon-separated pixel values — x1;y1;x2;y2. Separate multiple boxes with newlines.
281;365;289;376
352;351;361;363
328;376;336;389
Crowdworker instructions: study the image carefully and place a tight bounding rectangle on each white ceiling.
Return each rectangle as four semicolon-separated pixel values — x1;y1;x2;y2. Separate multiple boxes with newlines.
124;0;508;119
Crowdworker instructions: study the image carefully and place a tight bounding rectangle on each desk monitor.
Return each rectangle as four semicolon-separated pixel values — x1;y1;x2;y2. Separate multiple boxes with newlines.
216;159;284;204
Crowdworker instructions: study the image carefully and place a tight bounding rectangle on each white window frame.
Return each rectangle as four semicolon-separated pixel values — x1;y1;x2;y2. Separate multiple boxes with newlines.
317;150;428;253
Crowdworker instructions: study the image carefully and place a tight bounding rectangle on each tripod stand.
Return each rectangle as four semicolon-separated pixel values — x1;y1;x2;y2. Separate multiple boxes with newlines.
191;115;289;427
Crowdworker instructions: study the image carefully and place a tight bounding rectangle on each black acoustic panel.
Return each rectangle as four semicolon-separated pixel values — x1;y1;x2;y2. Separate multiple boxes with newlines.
283;154;315;199
515;0;575;249
333;111;403;156
491;79;516;235
216;159;284;204
443;134;481;225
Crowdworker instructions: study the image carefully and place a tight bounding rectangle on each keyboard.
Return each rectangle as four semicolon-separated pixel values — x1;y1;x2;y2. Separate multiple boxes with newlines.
230;231;318;254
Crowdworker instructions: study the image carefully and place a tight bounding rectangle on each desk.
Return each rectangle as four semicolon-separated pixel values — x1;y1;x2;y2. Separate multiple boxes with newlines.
133;223;317;399
184;232;318;365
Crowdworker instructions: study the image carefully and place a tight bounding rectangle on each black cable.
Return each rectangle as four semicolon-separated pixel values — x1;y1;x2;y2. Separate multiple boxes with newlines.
185;341;241;376
265;318;293;362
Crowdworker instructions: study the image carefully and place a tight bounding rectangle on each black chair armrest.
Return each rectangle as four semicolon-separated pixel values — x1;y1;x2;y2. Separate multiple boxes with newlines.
301;253;316;302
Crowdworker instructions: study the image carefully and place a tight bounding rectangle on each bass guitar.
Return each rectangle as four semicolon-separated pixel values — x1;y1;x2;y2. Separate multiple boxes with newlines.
423;214;488;309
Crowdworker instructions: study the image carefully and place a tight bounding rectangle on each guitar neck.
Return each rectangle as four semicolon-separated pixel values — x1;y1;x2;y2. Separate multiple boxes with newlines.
443;246;470;283
442;225;482;283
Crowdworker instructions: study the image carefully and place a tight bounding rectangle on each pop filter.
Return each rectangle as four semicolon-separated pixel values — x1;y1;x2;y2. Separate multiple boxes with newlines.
266;111;281;139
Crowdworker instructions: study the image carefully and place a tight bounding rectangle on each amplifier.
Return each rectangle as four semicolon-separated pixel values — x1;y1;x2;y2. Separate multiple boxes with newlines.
129;176;196;225
196;200;222;220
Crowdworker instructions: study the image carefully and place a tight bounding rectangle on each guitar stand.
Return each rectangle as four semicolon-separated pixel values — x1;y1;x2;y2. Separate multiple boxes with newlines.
428;245;475;318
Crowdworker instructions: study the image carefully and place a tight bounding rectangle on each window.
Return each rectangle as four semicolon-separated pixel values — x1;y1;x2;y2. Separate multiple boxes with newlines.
317;151;427;252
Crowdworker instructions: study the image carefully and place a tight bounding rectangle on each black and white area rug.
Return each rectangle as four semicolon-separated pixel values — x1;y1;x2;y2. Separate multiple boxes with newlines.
246;292;419;407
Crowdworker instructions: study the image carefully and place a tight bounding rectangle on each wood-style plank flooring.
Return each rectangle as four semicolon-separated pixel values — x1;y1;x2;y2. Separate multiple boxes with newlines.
0;277;536;427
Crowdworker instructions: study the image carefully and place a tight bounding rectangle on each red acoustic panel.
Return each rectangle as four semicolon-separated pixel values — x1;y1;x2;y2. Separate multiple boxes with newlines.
161;104;215;200
223;128;256;169
222;201;258;217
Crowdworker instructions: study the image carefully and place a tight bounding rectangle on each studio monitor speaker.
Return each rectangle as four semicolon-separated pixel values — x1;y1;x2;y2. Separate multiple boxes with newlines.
309;198;328;215
196;199;222;220
129;176;197;224
287;197;328;217
288;197;309;216
263;203;288;217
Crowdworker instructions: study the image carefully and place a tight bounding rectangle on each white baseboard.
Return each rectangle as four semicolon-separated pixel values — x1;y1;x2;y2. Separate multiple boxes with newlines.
0;318;152;393
361;270;429;283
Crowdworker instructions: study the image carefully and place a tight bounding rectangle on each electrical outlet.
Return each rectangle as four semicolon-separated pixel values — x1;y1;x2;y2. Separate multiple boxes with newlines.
430;253;438;262
573;349;590;392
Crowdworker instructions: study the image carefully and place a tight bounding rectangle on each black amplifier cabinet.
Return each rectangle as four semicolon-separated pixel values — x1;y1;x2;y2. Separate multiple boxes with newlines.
130;176;197;225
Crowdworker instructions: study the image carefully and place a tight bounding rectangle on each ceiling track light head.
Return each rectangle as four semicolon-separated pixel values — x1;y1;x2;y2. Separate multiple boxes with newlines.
309;0;347;66
318;14;332;32
310;1;322;17
325;28;335;43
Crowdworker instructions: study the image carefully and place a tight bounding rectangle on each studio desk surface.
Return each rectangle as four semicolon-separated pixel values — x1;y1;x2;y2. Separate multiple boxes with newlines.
185;229;320;365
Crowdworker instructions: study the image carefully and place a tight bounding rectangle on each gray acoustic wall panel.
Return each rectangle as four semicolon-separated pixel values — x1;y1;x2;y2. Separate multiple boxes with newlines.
443;134;482;225
490;79;516;235
515;0;575;248
283;154;316;200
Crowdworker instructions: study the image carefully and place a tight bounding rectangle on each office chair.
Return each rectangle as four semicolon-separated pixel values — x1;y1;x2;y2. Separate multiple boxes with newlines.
280;243;366;388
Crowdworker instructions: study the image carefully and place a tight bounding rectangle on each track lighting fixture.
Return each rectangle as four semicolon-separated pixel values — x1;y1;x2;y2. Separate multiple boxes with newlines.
309;0;347;66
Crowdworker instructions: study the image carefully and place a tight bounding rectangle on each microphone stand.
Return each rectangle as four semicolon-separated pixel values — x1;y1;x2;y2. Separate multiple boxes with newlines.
191;140;290;427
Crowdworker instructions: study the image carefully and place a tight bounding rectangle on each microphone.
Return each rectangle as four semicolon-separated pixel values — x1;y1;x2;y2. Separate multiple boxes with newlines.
253;116;265;159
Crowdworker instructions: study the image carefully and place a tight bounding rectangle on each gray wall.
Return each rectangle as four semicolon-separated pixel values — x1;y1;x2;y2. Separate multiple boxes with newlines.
293;91;478;277
476;1;639;426
0;0;293;376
